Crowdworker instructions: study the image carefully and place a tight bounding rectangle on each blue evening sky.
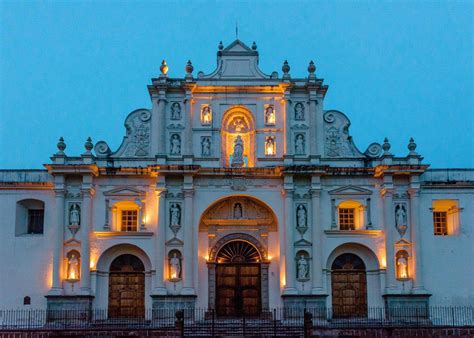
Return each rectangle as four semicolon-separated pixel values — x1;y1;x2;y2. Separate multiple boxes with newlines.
0;1;472;169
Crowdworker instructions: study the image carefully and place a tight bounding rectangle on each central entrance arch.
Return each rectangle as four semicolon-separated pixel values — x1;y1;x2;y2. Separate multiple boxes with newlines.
216;240;262;316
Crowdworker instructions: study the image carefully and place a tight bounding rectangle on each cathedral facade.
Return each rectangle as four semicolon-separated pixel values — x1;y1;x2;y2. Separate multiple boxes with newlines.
1;40;472;316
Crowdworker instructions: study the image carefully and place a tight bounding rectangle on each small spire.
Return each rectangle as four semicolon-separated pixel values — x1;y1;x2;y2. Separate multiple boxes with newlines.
56;137;66;155
84;137;93;153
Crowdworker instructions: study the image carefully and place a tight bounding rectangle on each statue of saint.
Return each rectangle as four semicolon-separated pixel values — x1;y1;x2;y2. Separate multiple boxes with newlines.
231;135;244;167
295;134;305;154
171;103;181;120
67;253;80;280
397;256;408;279
297;205;307;228
233;203;243;219
396;205;407;227
170;204;181;226
170;134;181;155
265;106;275;125
201;106;211;124
201;137;211;156
297;255;308;280
69;204;80;226
169;252;181;280
295;103;304;120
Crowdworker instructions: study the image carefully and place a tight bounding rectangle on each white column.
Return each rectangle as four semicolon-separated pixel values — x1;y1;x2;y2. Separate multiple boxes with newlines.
311;189;324;294
283;189;297;294
153;188;167;294
182;189;195;295
50;188;65;294
308;96;317;156
409;188;426;292
80;188;93;294
184;91;193;157
283;93;292;156
153;92;167;156
382;189;397;291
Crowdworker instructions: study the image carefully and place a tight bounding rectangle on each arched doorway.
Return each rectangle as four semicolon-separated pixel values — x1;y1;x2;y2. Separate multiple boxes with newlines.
331;253;367;317
216;240;262;317
108;254;145;318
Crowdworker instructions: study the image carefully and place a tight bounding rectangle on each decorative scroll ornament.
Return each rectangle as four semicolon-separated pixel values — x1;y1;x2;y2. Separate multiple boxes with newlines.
323;110;365;158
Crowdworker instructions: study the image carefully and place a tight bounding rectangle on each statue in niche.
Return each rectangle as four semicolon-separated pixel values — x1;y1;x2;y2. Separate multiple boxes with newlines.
296;205;307;229
295;134;305;154
233;203;243;219
397;256;408;279
295;103;305;120
170;134;181;155
297;255;308;280
395;204;408;237
67;252;80;281
265;106;275;125
201;106;211;124
170;203;181;226
69;204;80;226
169;252;181;280
171;103;181;120
231;135;244;167
233;118;246;133
201;137;211;156
265;137;275;155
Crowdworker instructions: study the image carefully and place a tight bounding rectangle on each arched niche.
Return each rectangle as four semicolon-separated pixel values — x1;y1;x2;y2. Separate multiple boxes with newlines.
221;106;256;167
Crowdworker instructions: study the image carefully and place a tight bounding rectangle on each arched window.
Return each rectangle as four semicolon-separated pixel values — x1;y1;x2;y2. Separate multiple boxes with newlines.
337;200;365;230
15;199;45;236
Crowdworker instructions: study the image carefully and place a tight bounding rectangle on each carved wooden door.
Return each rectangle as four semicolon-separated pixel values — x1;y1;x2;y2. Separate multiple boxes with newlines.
216;264;261;317
331;253;367;318
108;254;145;318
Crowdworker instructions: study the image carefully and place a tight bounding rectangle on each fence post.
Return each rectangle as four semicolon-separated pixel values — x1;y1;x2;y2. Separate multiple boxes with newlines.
212;309;215;337
242;310;246;336
304;310;313;338
175;309;184;338
273;308;277;337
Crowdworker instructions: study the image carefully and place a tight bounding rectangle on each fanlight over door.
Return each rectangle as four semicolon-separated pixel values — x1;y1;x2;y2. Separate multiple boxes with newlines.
331;253;367;318
108;254;145;318
216;241;262;317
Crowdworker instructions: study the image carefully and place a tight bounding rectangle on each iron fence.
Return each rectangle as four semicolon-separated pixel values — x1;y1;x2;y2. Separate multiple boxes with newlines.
0;306;472;334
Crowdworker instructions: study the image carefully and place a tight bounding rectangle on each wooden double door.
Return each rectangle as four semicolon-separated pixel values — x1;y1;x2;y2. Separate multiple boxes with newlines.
108;254;145;318
216;263;261;317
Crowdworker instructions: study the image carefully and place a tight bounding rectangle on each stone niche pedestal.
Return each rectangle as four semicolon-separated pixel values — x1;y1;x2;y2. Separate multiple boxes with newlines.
45;295;94;320
282;295;328;316
151;295;196;311
383;294;431;318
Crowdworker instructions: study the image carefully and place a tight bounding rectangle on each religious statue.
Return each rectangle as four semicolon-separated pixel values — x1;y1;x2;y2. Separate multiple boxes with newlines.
397;256;408;279
201;106;211;124
297;255;308;280
395;204;408;237
69;204;80;226
201;137;211;156
297;205;307;229
233;203;243;219
169;252;181;280
265;137;275;155
265;106;275;125
170;134;181;155
295;103;304;120
231;135;244;167
67;252;80;281
295;134;305;154
171;103;181;120
170;203;181;226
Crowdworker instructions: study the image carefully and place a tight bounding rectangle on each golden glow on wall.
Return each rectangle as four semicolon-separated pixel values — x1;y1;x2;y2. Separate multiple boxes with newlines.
265;136;276;156
396;250;410;280
201;105;212;125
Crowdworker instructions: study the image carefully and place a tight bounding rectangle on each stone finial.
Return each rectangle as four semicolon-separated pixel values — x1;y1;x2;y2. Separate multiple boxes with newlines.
382;137;391;155
252;41;257;50
84;137;93;153
160;60;168;75
308;60;316;74
57;137;66;154
282;60;290;74
218;41;224;50
185;60;194;75
408;137;417;154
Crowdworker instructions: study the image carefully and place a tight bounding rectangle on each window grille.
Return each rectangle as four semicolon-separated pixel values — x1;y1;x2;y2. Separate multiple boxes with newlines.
339;208;355;230
27;209;44;234
121;210;138;232
433;211;448;236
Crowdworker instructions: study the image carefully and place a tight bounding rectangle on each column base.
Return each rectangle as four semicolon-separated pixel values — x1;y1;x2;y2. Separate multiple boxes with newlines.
282;287;298;295
45;295;94;320
151;295;196;310
282;294;328;314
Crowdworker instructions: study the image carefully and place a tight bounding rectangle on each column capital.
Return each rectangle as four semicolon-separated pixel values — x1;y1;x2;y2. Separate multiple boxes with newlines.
281;189;294;198
407;188;420;197
381;188;394;198
54;189;65;197
310;189;322;197
155;188;167;198
81;188;96;198
183;189;195;198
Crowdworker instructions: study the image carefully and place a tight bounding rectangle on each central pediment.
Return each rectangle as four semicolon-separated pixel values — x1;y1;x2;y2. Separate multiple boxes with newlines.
198;40;270;80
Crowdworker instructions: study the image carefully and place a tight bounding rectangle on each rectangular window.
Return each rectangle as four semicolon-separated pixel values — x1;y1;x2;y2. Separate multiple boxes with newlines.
121;210;138;232
339;208;355;230
433;211;448;236
27;209;44;234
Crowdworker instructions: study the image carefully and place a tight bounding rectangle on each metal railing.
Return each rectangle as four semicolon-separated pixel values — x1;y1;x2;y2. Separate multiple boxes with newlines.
0;306;472;333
